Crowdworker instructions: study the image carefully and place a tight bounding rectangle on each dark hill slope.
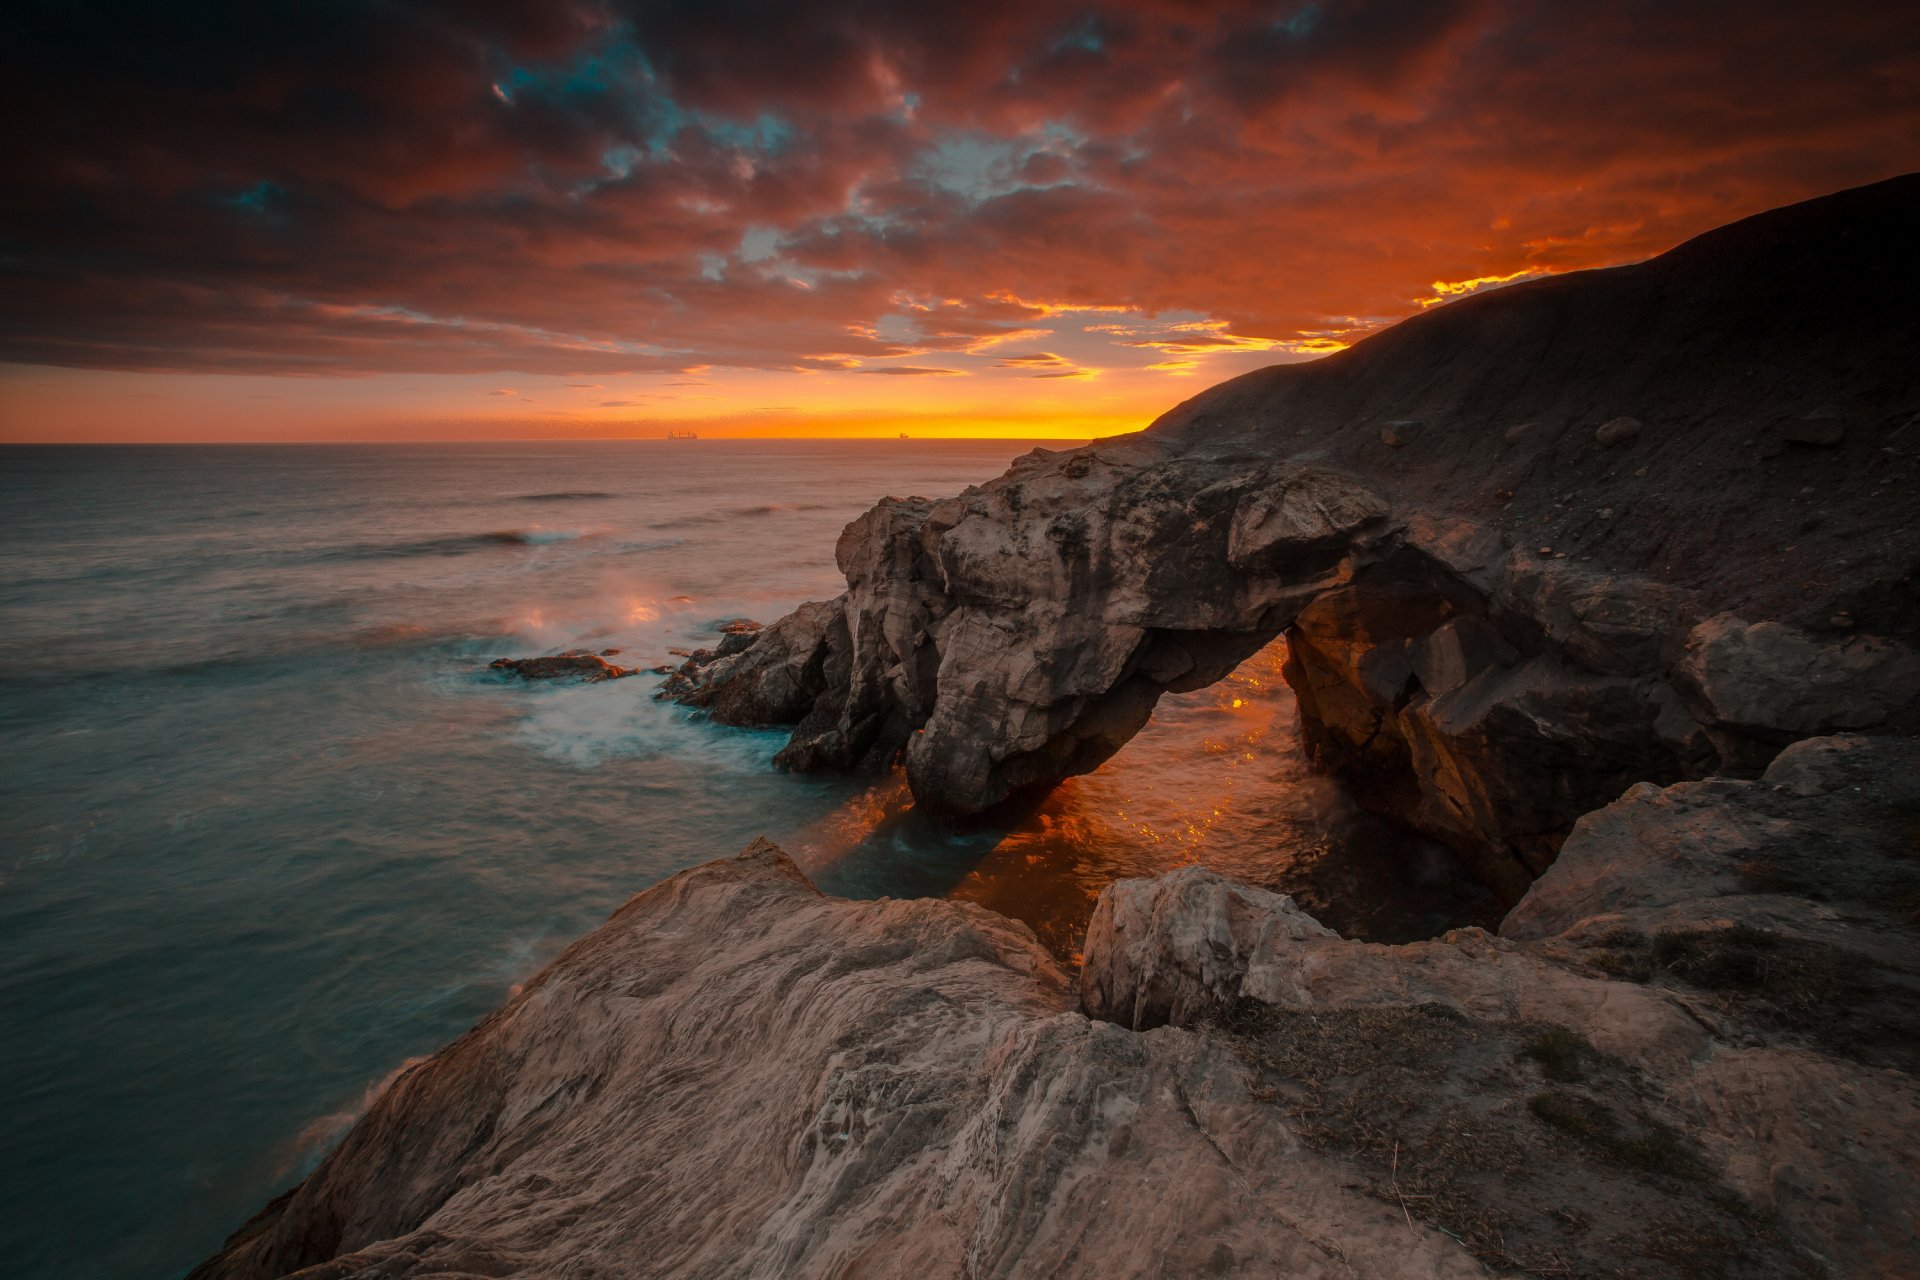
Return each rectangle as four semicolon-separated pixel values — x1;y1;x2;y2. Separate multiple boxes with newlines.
1151;172;1920;636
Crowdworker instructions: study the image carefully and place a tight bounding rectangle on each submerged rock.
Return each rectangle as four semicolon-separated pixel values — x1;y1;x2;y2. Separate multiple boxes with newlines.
489;650;637;682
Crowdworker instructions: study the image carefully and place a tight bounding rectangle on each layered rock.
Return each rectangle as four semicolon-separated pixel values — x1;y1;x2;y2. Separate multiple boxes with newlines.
193;840;1489;1280
675;444;1399;809
671;174;1920;899
1084;734;1920;1277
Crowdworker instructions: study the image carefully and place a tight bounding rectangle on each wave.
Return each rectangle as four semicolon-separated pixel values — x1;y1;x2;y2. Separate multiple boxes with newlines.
483;526;600;546
647;502;839;530
513;491;616;503
310;527;602;562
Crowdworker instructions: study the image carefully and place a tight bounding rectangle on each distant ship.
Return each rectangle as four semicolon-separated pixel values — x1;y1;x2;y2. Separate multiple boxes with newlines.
898;432;909;439
666;430;699;440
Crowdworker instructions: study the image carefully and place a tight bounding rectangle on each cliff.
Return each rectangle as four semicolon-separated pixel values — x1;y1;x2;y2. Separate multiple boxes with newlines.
667;173;1920;898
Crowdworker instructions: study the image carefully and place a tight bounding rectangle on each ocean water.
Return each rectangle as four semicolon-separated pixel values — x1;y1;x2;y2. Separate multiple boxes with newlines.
0;441;1496;1278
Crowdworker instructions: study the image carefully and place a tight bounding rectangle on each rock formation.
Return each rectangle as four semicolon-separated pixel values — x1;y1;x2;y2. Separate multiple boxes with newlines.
193;177;1920;1279
669;174;1920;899
491;650;638;682
196;735;1920;1278
1083;734;1920;1277
193;840;1488;1280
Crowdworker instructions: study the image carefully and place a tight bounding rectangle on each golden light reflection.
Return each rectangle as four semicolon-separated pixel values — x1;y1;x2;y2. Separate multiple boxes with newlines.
945;636;1298;957
781;638;1308;964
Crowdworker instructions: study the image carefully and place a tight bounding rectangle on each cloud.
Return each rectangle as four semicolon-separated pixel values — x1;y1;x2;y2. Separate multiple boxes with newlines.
0;0;1915;387
859;365;965;376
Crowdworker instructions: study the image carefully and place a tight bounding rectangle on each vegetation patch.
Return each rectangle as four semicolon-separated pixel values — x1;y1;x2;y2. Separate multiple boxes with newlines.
1584;924;1916;1068
1205;999;1821;1280
1527;1090;1703;1179
1518;1027;1592;1083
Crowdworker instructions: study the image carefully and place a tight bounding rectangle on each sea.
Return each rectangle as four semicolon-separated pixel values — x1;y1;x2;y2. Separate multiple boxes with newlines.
0;440;1497;1278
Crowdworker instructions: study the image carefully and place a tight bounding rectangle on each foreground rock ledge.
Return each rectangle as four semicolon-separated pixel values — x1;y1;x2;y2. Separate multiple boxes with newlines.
195;839;1481;1280
197;736;1918;1279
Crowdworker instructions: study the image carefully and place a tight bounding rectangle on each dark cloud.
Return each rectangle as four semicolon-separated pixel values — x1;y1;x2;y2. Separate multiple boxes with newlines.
1;0;1915;377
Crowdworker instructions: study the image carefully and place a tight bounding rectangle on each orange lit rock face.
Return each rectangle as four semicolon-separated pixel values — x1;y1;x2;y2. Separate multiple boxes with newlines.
673;177;1920;899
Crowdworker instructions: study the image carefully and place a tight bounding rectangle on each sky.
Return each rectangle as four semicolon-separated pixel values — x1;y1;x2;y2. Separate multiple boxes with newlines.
2;1;1917;442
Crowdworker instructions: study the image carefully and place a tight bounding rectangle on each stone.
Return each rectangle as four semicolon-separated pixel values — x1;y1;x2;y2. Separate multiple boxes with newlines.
1410;616;1516;697
1380;420;1420;447
1594;416;1642;446
488;653;636;682
1674;613;1920;755
1780;410;1846;447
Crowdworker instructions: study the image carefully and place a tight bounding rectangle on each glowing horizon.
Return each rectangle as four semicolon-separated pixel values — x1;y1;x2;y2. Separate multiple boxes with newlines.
3;2;1916;443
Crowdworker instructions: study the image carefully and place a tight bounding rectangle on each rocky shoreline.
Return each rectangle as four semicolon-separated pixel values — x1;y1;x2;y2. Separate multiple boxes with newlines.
194;736;1919;1279
194;177;1920;1277
662;176;1920;902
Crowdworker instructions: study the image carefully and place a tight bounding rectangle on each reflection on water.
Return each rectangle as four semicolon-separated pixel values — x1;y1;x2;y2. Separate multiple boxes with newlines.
799;639;1502;963
0;441;1495;1279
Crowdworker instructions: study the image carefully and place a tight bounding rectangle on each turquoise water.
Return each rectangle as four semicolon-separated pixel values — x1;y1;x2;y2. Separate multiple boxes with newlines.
0;441;1492;1277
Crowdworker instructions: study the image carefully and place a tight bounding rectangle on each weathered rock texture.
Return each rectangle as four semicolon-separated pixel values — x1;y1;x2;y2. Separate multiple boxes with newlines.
198;737;1920;1279
194;840;1490;1280
1084;734;1920;1278
670;174;1920;900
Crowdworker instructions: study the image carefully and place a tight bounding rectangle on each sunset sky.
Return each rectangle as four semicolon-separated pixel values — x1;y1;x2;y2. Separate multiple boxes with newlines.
3;1;1917;441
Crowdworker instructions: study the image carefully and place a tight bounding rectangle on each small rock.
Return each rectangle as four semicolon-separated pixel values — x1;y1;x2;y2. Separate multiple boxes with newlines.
1380;421;1419;448
1537;545;1554;557
1595;416;1642;447
1779;412;1846;447
490;654;637;683
1503;422;1535;444
1829;612;1856;630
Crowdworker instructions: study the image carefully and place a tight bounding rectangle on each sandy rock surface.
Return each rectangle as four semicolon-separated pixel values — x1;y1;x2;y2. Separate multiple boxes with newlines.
194;841;1487;1280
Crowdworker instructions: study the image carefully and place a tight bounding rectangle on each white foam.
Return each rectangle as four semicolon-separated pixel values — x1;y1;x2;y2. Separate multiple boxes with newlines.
511;678;785;771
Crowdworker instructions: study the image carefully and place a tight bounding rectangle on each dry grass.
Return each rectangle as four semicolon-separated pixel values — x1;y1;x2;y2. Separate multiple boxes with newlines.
1585;924;1910;1066
1203;999;1823;1280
